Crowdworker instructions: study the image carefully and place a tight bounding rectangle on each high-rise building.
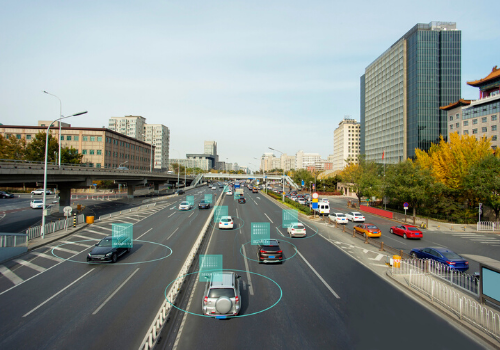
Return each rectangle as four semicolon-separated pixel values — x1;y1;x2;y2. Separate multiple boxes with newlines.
332;117;360;171
295;150;321;169
260;153;276;172
144;124;170;170
108;116;146;140
204;141;217;156
360;21;461;163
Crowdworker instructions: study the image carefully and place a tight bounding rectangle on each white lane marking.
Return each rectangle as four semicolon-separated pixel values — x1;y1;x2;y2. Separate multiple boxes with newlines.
256;197;261;200
296;249;340;299
96;226;113;231
371;263;388;267
170;207;175;210
362;249;369;254
93;268;140;315
264;213;274;223
167;228;179;240
368;254;385;261
241;244;255;295
0;265;23;285
137;228;152;240
188;211;194;217
168;212;175;218
23;269;94;317
46;245;80;254
13;259;46;273
73;234;99;241
30;251;62;262
61;241;93;248
479;241;500;244
276;228;286;237
83;229;108;236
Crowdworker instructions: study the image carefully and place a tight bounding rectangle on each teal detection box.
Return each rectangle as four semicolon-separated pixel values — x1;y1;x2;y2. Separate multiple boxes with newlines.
186;196;195;206
112;223;133;248
199;254;223;282
282;209;298;228
213;206;228;223
251;222;270;245
204;194;213;203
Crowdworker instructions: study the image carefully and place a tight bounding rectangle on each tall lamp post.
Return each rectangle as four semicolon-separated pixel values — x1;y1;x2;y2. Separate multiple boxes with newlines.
268;147;285;202
41;110;87;239
254;157;266;193
43;91;62;168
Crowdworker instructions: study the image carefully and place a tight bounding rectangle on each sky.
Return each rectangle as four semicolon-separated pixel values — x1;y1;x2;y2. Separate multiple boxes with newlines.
1;0;499;171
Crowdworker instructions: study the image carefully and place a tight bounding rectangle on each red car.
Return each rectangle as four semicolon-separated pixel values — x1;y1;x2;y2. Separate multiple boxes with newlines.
390;225;422;239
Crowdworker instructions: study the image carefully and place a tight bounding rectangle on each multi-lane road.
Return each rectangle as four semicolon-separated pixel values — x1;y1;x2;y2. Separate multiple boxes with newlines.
0;186;495;349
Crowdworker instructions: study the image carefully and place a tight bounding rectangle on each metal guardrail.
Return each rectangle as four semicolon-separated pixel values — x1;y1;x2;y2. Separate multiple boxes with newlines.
26;214;85;240
392;261;500;340
0;233;28;248
98;203;157;221
477;221;499;231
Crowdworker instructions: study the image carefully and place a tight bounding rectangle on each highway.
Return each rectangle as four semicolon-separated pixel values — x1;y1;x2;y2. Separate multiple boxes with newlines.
0;186;220;349
159;187;486;349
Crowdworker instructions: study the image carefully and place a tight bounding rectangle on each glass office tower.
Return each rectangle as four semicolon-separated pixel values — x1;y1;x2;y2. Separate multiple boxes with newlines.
361;22;461;162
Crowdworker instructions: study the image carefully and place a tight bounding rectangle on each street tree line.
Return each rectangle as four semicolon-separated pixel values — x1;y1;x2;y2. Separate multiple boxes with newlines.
339;133;500;223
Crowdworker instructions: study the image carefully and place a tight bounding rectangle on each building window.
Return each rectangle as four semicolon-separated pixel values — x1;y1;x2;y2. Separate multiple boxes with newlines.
482;117;487;123
492;125;498;131
449;116;453;121
492;115;498;121
464;130;469;135
472;129;478;134
90;136;96;142
97;137;102;142
41;124;45;127
482;127;487;133
456;113;459;118
60;135;64;140
66;136;71;140
463;121;469;126
493;135;498;141
96;163;101;168
90;150;95;155
450;125;453;130
26;135;31;140
473;119;478;125
83;136;88;141
16;134;21;139
82;149;87;154
97;150;102;155
74;136;79;141
456;123;459;128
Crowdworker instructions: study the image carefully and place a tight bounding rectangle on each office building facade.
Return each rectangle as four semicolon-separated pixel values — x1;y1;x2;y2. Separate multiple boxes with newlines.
332;118;360;171
361;21;461;163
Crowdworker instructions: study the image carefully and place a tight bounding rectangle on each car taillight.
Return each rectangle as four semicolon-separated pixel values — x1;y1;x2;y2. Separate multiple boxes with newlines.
204;296;208;305
235;296;239;303
446;261;456;265
277;250;282;253
260;250;266;253
465;261;469;265
219;222;222;225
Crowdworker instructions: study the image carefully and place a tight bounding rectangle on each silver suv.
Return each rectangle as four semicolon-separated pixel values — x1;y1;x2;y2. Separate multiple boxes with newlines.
202;272;241;318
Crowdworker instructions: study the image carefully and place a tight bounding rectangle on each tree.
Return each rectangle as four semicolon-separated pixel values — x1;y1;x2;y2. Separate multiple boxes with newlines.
61;146;83;164
464;153;500;220
340;155;380;206
24;132;59;162
0;135;26;160
384;160;435;219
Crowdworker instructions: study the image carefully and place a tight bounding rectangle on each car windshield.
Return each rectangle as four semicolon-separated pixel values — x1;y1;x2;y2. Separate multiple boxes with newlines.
208;288;235;298
367;225;378;229
441;251;463;260
408;227;420;231
97;238;113;247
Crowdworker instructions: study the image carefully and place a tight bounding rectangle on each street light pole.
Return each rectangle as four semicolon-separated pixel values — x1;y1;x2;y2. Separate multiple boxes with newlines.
41;110;87;239
43;91;62;168
269;147;285;202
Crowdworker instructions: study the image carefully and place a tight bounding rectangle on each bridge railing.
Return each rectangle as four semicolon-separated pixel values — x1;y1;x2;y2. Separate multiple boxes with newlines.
477;221;499;231
26;214;85;240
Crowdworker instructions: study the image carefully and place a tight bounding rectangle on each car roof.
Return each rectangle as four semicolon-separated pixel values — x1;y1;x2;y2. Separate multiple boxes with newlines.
220;216;232;219
430;247;454;253
209;272;235;288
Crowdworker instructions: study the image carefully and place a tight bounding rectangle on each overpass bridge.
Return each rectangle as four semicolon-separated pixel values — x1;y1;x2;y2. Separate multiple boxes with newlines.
202;173;300;189
0;161;196;211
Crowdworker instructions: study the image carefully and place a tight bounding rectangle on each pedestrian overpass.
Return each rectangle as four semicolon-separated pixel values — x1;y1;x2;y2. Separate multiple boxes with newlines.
202;173;300;189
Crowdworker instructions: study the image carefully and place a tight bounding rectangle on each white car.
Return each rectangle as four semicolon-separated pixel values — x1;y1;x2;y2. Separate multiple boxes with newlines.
179;201;193;210
320;198;329;203
31;189;52;195
287;223;306;237
218;216;234;229
211;186;216;190
297;198;306;205
30;200;44;209
329;212;348;224
226;190;233;195
345;211;365;222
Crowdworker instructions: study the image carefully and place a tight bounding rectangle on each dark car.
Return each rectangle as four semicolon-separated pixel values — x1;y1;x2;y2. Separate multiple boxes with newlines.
410;247;469;272
199;200;211;209
87;236;131;263
257;239;283;264
0;191;15;199
175;189;185;195
238;197;246;204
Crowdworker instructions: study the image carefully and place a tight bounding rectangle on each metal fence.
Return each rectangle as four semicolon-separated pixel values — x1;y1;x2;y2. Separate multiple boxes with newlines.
0;233;28;248
477;221;499;231
392;261;500;340
26;214;85;240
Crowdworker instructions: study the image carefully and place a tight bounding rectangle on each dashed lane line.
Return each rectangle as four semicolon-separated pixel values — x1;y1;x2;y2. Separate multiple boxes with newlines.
0;265;23;285
167;228;179;240
264;213;274;223
92;268;140;315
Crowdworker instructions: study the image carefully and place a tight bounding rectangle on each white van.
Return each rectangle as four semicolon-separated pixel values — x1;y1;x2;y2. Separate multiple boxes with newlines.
316;202;330;215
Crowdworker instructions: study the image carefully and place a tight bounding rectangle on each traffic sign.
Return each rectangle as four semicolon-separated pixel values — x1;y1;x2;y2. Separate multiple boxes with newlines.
64;206;73;217
403;202;409;209
301;180;304;186
312;202;318;209
312;192;319;199
312;198;318;203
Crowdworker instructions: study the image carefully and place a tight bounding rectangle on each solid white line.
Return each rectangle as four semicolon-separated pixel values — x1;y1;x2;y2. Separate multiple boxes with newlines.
30;251;62;262
368;254;385;261
241;244;254;295
13;259;46;273
264;213;274;223
61;241;93;248
371;263;388;267
93;268;140;315
23;269;94;317
167;227;179;240
0;265;23;285
137;228;152;240
296;249;340;299
276;228;286;237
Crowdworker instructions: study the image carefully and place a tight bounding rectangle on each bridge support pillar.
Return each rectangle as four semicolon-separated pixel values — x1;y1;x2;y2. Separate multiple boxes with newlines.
127;186;135;199
58;184;72;213
153;183;160;194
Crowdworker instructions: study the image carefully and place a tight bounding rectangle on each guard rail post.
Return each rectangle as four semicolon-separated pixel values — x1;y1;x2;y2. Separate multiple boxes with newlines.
73;212;76;228
379;242;384;251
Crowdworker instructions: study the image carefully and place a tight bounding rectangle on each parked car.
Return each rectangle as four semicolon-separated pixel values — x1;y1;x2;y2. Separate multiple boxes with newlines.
410;247;469;272
31;189;52;195
390;225;423;239
202;272;241;317
315;202;330;215
179;201;193;210
0;191;15;198
30;199;45;209
175;189;185;195
218;216;234;229
198;200;210;209
257;239;283;263
238;197;246;204
87;235;131;263
287;223;306;237
353;223;382;238
329;212;348;224
345;212;365;222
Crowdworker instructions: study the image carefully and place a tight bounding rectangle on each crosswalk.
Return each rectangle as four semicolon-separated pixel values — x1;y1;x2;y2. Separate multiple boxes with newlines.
448;232;500;246
0;202;173;291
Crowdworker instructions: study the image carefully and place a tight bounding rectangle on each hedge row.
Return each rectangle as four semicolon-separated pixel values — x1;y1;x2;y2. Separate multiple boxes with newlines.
264;190;313;216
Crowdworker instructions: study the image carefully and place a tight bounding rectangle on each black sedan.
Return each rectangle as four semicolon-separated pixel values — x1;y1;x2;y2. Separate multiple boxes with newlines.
198;200;211;209
238;197;246;204
87;236;131;263
257;239;283;264
0;191;15;198
175;189;185;195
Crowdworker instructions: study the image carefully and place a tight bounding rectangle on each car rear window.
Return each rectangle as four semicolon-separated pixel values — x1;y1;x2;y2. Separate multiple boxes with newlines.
337;214;346;217
441;251;463;260
208;288;235;298
408;227;420;231
367;225;377;229
221;218;231;222
294;224;305;229
262;246;280;251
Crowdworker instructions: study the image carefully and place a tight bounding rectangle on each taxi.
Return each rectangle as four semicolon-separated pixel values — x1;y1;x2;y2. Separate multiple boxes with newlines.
353;223;382;238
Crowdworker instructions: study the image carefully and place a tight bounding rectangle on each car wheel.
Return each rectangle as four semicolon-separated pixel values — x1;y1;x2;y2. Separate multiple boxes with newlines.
410;252;417;258
403;233;407;239
390;228;394;234
111;253;118;263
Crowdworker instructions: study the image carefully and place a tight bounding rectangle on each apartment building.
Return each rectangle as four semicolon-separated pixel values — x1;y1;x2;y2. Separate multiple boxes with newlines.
332;118;360;171
295;150;321;169
108;116;146;140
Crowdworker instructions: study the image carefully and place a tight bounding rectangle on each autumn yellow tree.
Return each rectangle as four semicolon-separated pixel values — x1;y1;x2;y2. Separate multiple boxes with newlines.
415;133;493;190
